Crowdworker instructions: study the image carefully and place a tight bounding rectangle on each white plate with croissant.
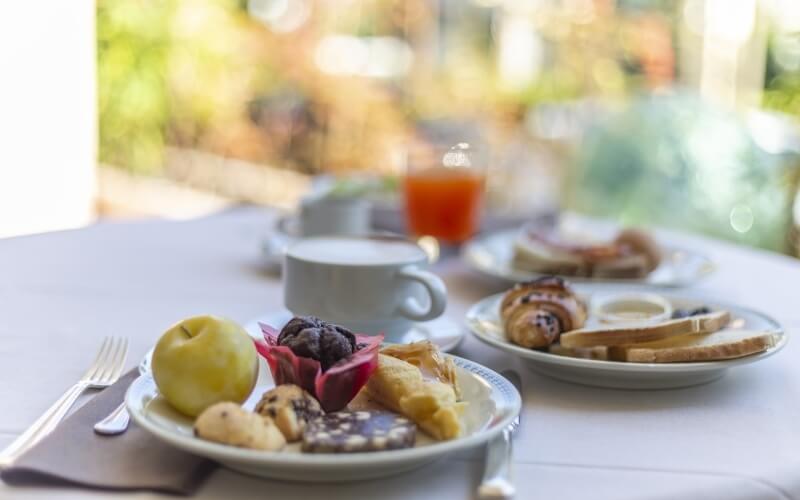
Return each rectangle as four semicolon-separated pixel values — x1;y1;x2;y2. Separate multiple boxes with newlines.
465;278;786;389
128;344;521;482
462;216;715;286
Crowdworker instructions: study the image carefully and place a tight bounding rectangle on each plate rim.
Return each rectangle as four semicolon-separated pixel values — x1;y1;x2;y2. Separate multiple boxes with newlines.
465;292;788;373
462;228;716;287
126;354;521;467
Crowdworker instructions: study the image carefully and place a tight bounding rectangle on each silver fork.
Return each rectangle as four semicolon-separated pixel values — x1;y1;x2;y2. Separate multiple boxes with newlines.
0;337;128;467
478;370;522;499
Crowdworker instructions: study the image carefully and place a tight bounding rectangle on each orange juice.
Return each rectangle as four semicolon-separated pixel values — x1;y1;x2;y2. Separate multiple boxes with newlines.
403;167;484;244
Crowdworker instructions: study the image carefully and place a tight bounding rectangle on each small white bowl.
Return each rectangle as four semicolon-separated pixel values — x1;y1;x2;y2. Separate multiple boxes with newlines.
591;292;673;326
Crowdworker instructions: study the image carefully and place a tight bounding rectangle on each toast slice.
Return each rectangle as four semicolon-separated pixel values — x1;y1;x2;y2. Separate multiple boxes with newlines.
559;311;730;348
548;344;609;360
607;329;778;363
512;239;587;276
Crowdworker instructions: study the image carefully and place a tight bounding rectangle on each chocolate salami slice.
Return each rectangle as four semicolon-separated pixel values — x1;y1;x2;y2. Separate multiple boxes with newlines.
302;411;416;453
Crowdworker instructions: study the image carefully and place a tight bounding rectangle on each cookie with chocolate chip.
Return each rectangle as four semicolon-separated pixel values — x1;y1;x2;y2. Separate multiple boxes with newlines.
194;402;285;451
302;410;416;453
255;384;323;441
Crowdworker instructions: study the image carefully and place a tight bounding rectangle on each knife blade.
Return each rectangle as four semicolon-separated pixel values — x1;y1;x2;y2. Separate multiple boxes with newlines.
478;369;523;499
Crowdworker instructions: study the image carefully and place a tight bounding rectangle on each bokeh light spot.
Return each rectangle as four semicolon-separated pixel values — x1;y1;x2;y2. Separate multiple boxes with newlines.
730;204;754;233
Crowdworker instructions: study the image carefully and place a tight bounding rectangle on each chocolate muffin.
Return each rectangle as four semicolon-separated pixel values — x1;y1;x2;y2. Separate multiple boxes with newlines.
277;316;358;371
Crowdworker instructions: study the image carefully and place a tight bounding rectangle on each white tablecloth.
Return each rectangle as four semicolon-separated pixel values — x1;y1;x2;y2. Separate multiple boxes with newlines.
1;207;799;500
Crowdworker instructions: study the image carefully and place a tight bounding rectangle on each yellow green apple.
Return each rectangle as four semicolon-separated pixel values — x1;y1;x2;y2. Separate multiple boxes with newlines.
152;315;258;417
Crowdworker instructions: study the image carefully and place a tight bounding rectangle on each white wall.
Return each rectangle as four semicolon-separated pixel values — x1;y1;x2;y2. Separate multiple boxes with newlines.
0;1;96;238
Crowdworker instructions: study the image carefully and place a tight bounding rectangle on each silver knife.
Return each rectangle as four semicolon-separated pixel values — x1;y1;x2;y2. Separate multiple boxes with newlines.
478;369;522;499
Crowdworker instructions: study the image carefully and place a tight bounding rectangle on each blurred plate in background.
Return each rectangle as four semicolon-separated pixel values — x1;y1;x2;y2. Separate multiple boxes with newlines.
462;226;715;288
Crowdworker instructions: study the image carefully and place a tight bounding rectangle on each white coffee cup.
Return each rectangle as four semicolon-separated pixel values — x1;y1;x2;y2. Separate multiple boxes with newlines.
286;195;371;238
283;236;447;341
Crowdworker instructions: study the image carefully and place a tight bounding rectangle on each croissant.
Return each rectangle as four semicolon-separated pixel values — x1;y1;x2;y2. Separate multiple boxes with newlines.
501;277;587;348
613;229;661;274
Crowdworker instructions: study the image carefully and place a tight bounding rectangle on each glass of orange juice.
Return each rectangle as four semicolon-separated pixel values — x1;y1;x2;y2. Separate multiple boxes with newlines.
402;143;486;244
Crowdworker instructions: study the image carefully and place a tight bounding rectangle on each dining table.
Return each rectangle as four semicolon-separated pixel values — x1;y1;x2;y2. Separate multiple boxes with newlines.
1;205;800;500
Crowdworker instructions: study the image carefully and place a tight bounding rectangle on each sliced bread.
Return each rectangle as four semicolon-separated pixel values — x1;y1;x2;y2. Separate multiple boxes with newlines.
512;239;587;276
559;311;730;348
548;344;609;360
607;329;778;363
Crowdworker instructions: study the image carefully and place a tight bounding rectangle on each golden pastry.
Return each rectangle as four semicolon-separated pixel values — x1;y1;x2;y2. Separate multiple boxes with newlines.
364;351;464;441
501;277;587;348
613;229;661;274
380;341;460;399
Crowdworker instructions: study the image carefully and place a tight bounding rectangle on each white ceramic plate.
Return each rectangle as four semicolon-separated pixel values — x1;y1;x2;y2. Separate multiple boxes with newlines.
465;289;786;389
127;354;520;482
244;309;465;353
462;228;715;287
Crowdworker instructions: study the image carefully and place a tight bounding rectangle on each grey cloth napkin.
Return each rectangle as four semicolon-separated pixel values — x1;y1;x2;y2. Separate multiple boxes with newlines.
1;370;216;495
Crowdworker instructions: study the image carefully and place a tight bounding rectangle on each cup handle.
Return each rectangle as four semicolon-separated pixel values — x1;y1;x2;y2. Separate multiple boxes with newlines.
396;266;447;322
276;214;297;237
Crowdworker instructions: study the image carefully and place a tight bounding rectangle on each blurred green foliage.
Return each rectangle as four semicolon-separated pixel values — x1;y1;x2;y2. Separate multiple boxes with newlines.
98;0;277;172
98;0;173;172
568;93;796;252
764;74;800;118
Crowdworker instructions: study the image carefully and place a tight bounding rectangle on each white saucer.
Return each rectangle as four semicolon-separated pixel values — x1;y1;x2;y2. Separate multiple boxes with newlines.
244;309;465;353
127;353;520;482
465;287;786;389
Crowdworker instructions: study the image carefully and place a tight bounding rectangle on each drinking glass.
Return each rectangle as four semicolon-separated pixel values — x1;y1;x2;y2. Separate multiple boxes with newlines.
402;143;486;244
